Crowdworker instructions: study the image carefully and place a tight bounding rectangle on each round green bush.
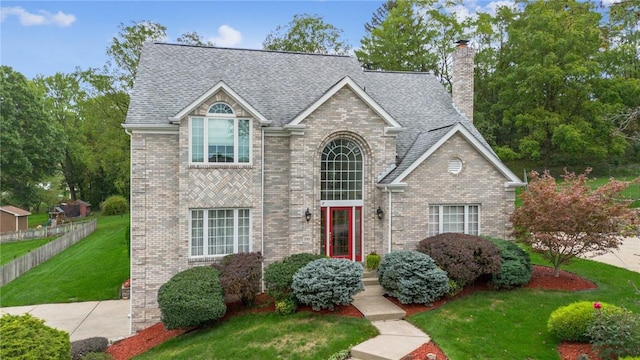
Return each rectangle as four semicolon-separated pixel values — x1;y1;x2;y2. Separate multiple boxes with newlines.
416;233;501;286
0;313;71;360
71;337;108;360
292;258;364;311
157;266;227;330
264;253;326;301
275;297;298;315
548;301;623;342
100;195;129;215
486;237;533;289
378;250;450;304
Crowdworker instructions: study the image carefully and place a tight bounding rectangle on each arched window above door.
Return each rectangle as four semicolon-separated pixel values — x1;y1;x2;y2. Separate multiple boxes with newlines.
321;139;363;201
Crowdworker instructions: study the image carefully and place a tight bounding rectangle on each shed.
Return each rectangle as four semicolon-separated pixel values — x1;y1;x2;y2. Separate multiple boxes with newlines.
49;207;65;226
0;205;32;232
59;200;92;218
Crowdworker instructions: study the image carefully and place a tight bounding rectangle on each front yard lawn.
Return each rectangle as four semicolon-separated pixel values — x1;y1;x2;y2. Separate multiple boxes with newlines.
134;312;377;360
409;254;640;359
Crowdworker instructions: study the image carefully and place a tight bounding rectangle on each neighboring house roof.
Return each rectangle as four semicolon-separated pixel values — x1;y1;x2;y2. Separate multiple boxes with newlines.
0;205;31;217
125;43;520;184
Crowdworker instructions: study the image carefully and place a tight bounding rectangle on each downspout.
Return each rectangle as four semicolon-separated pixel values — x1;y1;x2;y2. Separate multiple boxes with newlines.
260;127;265;293
124;128;133;336
387;190;392;254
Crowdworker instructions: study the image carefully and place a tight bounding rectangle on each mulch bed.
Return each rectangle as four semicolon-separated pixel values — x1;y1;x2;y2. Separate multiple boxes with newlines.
106;265;598;360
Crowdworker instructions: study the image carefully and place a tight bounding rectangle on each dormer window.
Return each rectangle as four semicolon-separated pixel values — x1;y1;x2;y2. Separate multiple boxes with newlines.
190;102;250;164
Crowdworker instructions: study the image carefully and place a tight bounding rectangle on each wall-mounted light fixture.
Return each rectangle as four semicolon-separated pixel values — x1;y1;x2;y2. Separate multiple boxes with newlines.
305;208;312;222
376;206;384;220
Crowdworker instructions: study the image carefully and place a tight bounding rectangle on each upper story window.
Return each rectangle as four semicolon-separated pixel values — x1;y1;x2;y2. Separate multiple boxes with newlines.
321;139;363;200
190;103;250;164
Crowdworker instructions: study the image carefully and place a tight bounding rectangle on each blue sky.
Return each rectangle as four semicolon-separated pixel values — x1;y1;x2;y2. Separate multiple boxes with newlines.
1;0;618;80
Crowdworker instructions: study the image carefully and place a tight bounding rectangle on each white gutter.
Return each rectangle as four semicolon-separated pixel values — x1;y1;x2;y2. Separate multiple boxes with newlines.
260;127;265;293
387;190;392;254
124;127;133;336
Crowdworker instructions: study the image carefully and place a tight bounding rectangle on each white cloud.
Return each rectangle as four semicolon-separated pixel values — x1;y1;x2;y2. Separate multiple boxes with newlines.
480;1;518;16
209;25;242;47
0;6;76;27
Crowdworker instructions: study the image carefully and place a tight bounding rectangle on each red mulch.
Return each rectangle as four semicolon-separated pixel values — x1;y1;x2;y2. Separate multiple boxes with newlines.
106;266;598;360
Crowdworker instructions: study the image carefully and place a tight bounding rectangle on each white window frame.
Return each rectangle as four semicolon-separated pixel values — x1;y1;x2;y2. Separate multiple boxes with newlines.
189;208;251;258
428;204;480;236
189;110;252;165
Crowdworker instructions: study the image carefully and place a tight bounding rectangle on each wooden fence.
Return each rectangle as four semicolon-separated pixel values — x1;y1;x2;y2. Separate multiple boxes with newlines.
1;219;97;286
0;221;92;243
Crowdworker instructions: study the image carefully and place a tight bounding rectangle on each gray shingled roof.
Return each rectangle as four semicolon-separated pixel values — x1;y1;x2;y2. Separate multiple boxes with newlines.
126;42;494;183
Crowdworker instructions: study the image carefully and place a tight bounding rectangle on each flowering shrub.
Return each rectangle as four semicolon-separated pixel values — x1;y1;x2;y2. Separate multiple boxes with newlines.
548;301;623;342
378;250;450;304
587;307;640;359
416;233;501;286
292;258;364;311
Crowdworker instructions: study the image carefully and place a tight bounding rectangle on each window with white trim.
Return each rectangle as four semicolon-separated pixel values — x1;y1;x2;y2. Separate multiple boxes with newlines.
428;204;479;236
190;102;250;164
190;209;250;257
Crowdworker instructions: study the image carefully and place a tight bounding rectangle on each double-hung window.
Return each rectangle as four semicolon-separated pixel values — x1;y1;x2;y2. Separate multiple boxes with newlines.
190;102;250;164
428;204;479;236
190;208;251;257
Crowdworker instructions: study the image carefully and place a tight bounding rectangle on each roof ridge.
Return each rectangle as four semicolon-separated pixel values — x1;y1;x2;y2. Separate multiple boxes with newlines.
363;69;434;75
152;42;354;58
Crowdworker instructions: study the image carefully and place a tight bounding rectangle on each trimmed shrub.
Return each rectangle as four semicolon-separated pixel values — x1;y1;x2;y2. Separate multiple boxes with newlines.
587;309;640;359
548;301;623;342
213;252;263;305
292;258;364;310
378;250;450;304
275;297;297;315
0;313;71;360
366;252;381;271
416;233;501;286
157;266;226;330
71;337;108;360
486;237;533;289
264;253;326;301
101;195;128;215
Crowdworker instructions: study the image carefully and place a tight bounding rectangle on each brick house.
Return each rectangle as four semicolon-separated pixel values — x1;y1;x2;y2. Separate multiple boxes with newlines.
123;42;524;330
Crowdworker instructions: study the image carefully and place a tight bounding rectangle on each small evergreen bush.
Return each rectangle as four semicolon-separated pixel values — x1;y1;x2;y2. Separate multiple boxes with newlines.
71;337;108;360
264;253;325;301
587;309;640;359
548;301;623;342
486;237;533;289
292;258;364;310
378;250;450;304
101;195;129;215
366;252;381;271
416;233;501;286
157;266;226;329
0;313;71;360
213;252;263;305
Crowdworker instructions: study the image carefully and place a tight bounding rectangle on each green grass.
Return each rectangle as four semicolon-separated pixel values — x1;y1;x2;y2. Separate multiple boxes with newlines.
0;215;130;306
0;237;57;265
134;312;377;360
408;256;640;360
587;176;640;207
27;213;50;228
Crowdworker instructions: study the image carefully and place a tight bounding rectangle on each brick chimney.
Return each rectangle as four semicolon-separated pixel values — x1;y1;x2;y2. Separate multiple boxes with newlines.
452;40;475;122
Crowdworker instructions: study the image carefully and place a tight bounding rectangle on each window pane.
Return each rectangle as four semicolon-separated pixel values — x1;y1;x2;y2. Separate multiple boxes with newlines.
238;119;250;163
191;210;204;256
443;205;464;233
468;205;479;235
321;139;363;201
238;209;250;253
208;119;234;163
428;205;439;236
354;208;361;258
191;118;204;162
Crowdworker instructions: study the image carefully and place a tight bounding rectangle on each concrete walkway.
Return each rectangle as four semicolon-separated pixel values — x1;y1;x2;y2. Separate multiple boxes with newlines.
0;300;131;342
350;272;430;360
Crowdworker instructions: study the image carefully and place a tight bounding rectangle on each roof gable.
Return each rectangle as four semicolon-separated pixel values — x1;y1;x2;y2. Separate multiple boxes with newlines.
391;123;523;186
0;205;31;216
169;81;271;125
288;76;402;133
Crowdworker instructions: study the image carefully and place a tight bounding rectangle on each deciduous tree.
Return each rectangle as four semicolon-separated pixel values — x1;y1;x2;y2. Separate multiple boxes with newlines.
511;169;639;276
263;14;351;55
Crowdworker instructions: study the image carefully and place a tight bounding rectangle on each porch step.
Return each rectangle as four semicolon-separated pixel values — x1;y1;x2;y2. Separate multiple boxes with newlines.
352;295;405;321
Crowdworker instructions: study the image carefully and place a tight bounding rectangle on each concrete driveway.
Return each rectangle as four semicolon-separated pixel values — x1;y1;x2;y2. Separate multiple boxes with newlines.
0;300;131;342
585;236;640;273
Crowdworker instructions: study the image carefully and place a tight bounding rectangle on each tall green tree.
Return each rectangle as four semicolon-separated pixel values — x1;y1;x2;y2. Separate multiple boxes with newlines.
0;66;63;209
36;72;89;201
492;0;626;168
263;14;351;54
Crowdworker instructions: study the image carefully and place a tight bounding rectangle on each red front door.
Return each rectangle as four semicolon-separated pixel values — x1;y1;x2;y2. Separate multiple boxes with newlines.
320;206;362;261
